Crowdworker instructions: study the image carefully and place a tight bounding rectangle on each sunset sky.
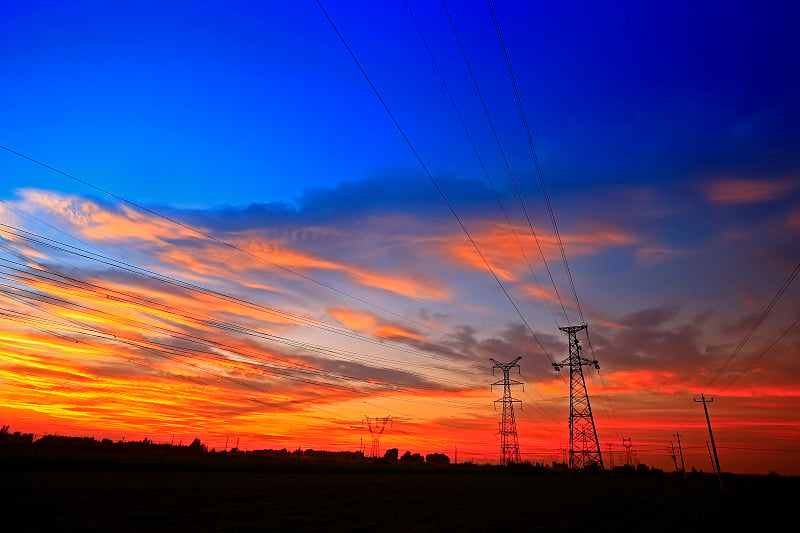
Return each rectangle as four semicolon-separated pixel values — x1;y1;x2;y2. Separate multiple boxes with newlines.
1;0;799;474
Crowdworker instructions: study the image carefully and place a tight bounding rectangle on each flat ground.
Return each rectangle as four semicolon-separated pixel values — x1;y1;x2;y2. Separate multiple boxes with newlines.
2;467;795;531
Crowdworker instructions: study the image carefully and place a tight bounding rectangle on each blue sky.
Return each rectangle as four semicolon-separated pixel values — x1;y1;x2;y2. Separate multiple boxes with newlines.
3;0;797;205
1;0;799;473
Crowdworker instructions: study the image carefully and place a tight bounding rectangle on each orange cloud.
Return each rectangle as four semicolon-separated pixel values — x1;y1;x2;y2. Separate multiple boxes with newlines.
443;221;635;281
15;189;201;245
703;178;797;205
327;308;425;342
520;284;564;305
153;234;450;302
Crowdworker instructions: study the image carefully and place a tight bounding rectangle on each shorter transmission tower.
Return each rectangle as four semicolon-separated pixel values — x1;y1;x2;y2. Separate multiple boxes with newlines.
490;357;523;465
553;325;603;469
622;437;637;467
363;415;391;459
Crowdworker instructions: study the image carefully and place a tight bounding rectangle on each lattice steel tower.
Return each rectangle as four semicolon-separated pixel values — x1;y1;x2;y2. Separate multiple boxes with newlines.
553;325;604;469
363;415;391;459
490;357;523;465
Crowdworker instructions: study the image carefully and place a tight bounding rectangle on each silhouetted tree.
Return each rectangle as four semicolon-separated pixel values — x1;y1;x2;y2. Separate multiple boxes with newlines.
400;451;424;464
188;438;207;453
383;448;399;462
425;452;450;465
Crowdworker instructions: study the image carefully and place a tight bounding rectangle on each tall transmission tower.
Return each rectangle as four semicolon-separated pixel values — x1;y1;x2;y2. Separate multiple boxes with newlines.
490;357;523;465
363;415;391;459
553;325;604;469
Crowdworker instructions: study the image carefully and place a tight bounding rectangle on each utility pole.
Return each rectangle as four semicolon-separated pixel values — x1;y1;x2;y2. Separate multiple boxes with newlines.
673;432;686;475
706;441;716;475
553;325;603;469
695;394;723;489
669;442;678;471
363;415;391;459
490;356;523;465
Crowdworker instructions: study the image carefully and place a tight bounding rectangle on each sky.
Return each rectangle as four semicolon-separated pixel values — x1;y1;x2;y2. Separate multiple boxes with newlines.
1;0;799;474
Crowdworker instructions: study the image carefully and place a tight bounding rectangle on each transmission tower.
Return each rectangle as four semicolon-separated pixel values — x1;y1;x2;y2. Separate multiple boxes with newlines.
606;442;615;468
490;357;523;465
622;437;637;467
553;325;604;469
363;415;391;459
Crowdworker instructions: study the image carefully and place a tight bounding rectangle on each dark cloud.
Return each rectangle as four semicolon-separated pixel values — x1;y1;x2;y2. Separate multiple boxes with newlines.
171;173;519;235
618;305;680;329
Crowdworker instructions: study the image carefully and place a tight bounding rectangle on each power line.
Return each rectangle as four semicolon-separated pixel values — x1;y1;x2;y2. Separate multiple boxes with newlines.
440;0;571;328
707;260;800;387
0;298;488;417
314;0;554;362
0;145;506;362
0;282;485;409
0;221;488;371
405;0;562;333
487;0;584;329
0;254;479;386
721;314;800;391
487;0;623;439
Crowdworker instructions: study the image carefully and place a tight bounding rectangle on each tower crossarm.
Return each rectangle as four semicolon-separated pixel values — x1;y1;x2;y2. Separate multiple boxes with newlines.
491;378;523;388
553;357;599;371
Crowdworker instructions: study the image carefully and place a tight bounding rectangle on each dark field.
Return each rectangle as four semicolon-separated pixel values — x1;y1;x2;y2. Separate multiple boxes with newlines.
2;465;795;532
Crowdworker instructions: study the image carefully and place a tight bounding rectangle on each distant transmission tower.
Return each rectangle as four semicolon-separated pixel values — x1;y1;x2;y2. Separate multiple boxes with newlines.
553;325;604;469
363;415;391;459
490;357;523;465
622;437;637;467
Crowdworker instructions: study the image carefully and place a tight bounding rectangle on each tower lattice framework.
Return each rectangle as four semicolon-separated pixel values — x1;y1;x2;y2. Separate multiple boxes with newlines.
553;325;604;469
363;415;391;459
490;357;523;465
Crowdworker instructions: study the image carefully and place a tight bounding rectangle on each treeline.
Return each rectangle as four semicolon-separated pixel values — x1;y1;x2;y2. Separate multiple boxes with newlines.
380;448;450;465
0;425;454;467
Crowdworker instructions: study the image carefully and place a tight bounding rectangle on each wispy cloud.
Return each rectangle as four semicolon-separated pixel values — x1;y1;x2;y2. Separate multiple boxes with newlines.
702;178;797;205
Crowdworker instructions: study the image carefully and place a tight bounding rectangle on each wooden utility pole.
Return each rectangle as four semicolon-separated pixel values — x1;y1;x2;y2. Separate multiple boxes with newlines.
673;432;686;476
706;441;716;474
695;394;723;489
669;442;679;471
